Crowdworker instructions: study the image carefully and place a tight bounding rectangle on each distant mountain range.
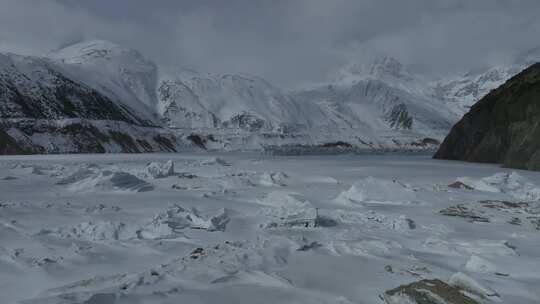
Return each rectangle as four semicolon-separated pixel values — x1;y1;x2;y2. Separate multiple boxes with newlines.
0;39;538;154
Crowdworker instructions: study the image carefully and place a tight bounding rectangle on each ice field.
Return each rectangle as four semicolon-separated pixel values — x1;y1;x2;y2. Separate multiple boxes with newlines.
0;153;539;304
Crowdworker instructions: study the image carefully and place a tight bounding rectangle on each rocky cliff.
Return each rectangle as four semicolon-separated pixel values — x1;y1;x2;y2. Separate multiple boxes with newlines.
434;63;540;170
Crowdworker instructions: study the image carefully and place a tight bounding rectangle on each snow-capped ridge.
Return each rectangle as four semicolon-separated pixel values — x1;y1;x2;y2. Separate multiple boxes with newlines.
51;39;130;63
3;39;538;154
157;67;326;135
51;39;160;121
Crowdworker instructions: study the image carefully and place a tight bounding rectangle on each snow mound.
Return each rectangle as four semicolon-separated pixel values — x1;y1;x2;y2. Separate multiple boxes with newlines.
138;205;229;239
449;272;499;299
34;237;298;302
38;206;228;241
146;160;175;178
38;221;133;241
334;177;416;205
465;255;500;274
456;172;540;201
259;171;288;187
61;170;154;192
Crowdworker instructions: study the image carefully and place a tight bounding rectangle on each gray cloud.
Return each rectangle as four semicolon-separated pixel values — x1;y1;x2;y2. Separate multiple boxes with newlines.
1;0;539;86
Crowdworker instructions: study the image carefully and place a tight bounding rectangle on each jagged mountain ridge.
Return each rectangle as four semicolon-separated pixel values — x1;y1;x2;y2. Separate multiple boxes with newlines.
156;54;467;150
2;39;537;153
293;57;460;149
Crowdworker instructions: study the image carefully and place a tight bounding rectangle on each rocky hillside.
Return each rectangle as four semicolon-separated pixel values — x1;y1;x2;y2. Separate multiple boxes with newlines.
434;63;540;170
0;51;181;154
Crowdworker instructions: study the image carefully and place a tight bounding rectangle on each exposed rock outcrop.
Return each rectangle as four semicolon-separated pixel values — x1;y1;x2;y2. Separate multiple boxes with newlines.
435;63;540;170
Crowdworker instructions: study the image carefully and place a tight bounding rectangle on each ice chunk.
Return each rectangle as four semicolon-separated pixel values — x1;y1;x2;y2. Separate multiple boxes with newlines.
259;171;288;187
257;192;320;228
257;191;314;219
335;177;416;205
146;160;175;178
138;205;229;239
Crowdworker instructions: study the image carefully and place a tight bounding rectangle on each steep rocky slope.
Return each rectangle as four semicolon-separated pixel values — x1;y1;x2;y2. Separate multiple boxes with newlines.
433;47;540;116
50;39;161;123
434;63;540;170
0;51;180;154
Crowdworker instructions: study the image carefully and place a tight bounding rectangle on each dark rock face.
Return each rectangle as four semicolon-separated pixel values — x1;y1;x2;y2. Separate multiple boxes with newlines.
0;58;145;125
434;63;540;170
0;120;179;155
386;103;413;130
0;129;26;154
223;112;266;132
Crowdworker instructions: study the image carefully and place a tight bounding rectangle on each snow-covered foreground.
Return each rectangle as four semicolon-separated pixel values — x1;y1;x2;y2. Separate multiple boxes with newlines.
0;153;539;304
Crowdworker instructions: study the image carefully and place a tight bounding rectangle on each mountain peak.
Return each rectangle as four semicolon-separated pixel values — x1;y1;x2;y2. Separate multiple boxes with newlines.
51;39;144;65
368;56;407;78
332;56;414;85
49;39;159;116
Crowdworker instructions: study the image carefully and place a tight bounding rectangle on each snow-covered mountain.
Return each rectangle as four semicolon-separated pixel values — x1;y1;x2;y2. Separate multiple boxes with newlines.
156;55;464;151
157;69;336;150
1;39;537;154
293;57;459;149
433;66;520;116
158;70;323;132
0;48;181;154
50;39;161;124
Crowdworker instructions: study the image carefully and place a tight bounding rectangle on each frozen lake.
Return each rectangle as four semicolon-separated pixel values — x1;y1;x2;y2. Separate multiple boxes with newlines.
1;153;539;303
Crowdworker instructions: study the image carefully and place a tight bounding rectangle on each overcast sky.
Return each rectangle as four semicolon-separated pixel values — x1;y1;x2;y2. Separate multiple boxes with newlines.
1;0;539;86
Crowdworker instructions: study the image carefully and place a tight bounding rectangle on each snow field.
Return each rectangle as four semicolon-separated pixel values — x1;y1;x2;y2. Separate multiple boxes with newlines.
0;153;539;303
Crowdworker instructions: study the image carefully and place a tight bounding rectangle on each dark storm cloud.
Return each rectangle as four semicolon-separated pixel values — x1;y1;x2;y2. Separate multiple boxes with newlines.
1;0;539;86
